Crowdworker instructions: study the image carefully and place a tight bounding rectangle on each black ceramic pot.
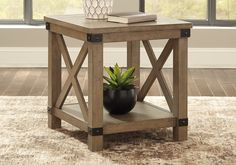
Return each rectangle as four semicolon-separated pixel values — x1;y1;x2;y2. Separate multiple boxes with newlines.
103;88;137;115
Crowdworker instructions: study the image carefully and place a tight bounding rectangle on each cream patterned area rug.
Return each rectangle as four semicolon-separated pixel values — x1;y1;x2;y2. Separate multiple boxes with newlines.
0;97;235;165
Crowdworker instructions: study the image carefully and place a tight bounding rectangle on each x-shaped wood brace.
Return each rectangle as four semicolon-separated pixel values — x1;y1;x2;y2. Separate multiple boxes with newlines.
138;39;174;112
55;34;89;121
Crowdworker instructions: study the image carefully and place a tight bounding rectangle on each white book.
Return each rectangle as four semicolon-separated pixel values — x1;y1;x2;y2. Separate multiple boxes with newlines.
107;12;157;24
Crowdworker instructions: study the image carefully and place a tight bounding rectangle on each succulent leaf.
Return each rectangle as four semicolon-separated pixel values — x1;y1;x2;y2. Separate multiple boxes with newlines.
109;67;114;73
104;67;116;81
114;63;121;76
103;76;118;87
114;63;122;84
120;67;135;84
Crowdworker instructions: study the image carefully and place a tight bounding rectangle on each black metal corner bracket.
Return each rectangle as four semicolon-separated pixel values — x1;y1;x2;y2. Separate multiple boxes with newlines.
46;22;50;30
181;29;191;38
88;127;103;136
178;118;188;127
87;34;103;42
47;106;52;113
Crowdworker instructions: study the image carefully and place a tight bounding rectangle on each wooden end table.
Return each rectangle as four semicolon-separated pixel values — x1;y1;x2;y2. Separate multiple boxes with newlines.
44;15;192;151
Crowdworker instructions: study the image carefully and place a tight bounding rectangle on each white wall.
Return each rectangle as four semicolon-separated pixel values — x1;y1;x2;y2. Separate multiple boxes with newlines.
0;0;235;68
1;47;235;68
113;0;139;12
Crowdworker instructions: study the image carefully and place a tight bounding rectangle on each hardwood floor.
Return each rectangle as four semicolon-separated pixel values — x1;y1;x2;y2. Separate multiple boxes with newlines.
0;68;236;96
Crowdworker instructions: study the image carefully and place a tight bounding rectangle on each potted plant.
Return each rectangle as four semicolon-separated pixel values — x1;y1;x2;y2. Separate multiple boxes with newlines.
103;64;138;115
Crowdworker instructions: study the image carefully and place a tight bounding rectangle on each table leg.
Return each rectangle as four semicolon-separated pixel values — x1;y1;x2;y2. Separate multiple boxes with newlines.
88;42;104;151
127;41;140;88
48;31;61;129
173;38;188;141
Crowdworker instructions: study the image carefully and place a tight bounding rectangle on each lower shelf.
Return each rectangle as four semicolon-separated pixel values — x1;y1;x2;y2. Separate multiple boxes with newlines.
53;101;176;135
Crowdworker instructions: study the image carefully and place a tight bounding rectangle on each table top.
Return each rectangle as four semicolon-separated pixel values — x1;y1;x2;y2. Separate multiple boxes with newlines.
44;14;192;34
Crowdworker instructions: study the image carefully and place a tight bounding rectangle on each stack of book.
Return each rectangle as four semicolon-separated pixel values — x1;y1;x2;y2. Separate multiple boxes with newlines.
107;12;157;24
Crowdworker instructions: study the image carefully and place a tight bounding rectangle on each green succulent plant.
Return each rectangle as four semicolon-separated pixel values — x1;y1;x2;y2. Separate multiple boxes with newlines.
103;63;136;90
